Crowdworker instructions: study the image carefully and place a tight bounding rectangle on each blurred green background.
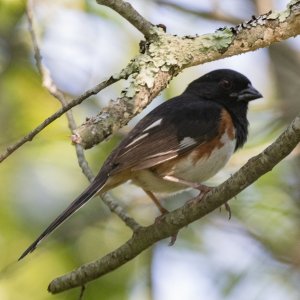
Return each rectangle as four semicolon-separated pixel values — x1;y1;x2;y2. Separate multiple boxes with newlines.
0;0;300;299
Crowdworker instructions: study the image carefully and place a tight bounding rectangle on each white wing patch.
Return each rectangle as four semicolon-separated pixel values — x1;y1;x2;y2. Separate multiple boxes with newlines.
179;137;197;149
147;150;177;158
143;118;163;132
125;133;149;148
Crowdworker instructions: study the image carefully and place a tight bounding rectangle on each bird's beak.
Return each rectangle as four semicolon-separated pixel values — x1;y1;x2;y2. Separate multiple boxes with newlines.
234;83;262;102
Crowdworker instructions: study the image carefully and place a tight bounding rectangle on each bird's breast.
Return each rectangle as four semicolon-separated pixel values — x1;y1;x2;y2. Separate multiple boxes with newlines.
171;131;236;183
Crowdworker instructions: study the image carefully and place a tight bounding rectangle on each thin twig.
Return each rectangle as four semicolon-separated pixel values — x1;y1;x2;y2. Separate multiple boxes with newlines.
26;0;66;102
26;0;96;192
96;0;154;38
102;193;141;231
25;1;140;231
0;76;117;163
74;144;95;181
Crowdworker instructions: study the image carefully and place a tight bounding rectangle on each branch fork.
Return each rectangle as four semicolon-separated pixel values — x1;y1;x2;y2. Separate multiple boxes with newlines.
73;0;300;149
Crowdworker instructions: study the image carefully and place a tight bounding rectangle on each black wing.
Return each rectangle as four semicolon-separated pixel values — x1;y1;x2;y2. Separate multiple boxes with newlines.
109;95;223;174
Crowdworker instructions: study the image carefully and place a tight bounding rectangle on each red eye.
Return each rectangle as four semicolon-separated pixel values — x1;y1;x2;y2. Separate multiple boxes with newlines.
220;80;232;89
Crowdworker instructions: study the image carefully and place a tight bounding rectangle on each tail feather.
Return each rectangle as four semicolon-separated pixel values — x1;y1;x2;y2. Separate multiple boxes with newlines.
19;176;106;260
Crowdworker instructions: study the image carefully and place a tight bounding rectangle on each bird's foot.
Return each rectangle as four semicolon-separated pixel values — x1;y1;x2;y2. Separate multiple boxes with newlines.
188;185;232;219
186;184;212;207
194;183;212;195
168;232;178;246
219;202;232;220
155;210;178;246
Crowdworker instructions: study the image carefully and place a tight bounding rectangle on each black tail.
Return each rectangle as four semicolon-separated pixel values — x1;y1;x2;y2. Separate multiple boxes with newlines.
19;175;107;260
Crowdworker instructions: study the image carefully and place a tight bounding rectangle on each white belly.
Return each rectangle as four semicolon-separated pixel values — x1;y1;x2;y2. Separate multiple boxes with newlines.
173;135;236;183
132;133;236;193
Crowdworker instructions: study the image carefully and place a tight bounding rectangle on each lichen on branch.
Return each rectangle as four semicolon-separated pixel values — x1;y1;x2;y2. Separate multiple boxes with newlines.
73;0;300;149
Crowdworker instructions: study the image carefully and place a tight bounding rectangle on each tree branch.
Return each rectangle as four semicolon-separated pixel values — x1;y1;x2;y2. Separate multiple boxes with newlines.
27;0;92;178
101;193;141;231
1;1;299;162
0;76;118;163
96;0;154;39
73;0;300;149
25;1;140;231
27;0;94;180
26;0;67;104
48;114;300;293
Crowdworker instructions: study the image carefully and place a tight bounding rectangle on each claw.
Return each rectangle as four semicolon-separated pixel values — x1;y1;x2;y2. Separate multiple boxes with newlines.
224;202;232;220
168;232;178;246
154;211;179;246
219;202;232;220
195;184;212;194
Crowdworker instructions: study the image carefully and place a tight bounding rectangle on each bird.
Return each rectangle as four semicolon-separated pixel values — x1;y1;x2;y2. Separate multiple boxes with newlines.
19;69;262;260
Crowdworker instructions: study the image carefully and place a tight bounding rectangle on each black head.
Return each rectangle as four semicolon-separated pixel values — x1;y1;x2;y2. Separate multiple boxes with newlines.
184;69;262;106
184;69;262;150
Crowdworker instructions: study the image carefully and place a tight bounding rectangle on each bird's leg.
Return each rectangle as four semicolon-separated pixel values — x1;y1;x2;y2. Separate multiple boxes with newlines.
143;189;178;245
162;175;211;196
143;189;168;215
163;175;231;219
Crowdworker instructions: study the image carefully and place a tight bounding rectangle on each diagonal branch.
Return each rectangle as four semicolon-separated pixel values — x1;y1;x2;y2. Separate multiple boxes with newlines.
27;0;92;179
73;0;300;150
26;1;140;232
0;76;118;163
26;0;66;104
96;0;154;38
48;114;300;293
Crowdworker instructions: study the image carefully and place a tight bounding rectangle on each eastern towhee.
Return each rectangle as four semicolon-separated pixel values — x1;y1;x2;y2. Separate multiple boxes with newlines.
19;69;262;260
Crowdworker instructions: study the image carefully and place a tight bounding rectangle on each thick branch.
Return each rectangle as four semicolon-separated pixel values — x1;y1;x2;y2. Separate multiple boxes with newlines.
96;0;154;39
74;0;300;149
48;114;300;293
